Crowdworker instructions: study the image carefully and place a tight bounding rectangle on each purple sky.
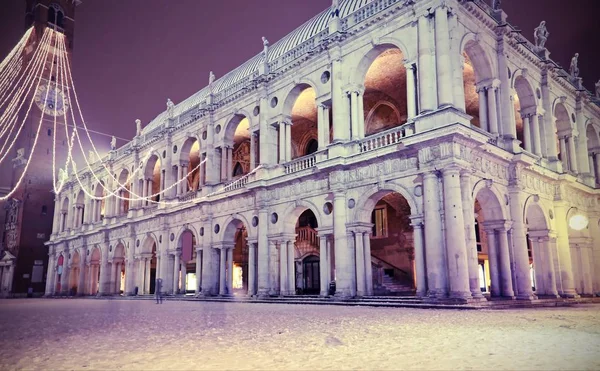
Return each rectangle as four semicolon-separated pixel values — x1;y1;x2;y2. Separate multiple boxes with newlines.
1;0;599;147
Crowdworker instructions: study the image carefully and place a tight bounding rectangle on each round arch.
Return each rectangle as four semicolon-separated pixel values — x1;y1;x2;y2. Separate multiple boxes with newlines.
351;42;408;88
144;153;162;179
524;197;550;231
175;224;200;247
281;199;324;234
221;214;251;242
472;181;508;221
223;113;251;146
462;38;495;83
281;82;319;117
354;183;419;223
140;233;159;254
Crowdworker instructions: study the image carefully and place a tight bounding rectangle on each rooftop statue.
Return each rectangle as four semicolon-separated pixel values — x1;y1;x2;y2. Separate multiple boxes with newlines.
331;0;340;17
492;0;501;10
88;150;96;163
595;79;600;99
262;37;269;56
135;119;142;137
569;53;579;79
534;21;549;49
110;136;117;151
209;71;215;85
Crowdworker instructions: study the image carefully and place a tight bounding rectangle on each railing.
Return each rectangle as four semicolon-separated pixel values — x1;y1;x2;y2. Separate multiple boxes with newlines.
178;190;198;202
358;123;414;153
352;0;402;25
296;226;319;247
283;153;317;174
223;175;249;192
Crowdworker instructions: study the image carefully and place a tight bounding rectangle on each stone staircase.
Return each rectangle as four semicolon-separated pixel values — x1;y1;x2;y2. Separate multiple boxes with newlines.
374;273;416;296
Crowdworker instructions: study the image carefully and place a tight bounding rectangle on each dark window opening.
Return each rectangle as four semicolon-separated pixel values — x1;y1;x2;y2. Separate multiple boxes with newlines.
233;162;243;177
47;6;64;29
305;139;318;156
47;129;52;136
41;205;47;215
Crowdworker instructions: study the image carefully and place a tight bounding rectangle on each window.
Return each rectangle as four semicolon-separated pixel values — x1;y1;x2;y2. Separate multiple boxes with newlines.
371;207;388;238
305;139;318;156
475;222;482;252
47;4;65;28
41;205;47;215
233;162;243;177
47;129;52;136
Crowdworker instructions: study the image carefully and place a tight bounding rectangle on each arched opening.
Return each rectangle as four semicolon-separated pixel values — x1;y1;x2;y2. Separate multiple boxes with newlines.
363;47;407;137
47;4;64;29
555;103;575;172
288;85;318;160
138;236;158;295
586;124;600;185
92;181;106;223
474;187;510;297
366;191;415;296
513;76;539;153
68;251;81;295
462;41;494;131
524;202;557;297
86;247;102;295
175;230;197;294
113;243;126;295
55;254;64;293
75;190;84;229
180;138;201;192
222;219;249;296
144;155;161;204
295;209;320;295
223;116;251;182
233;162;243;177
117;169;130;215
60;198;69;231
305;139;318;156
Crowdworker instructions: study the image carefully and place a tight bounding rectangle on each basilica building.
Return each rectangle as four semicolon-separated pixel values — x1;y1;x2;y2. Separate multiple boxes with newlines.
45;0;600;302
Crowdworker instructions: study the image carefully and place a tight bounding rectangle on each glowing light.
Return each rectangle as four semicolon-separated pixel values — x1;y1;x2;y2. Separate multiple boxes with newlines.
569;214;589;231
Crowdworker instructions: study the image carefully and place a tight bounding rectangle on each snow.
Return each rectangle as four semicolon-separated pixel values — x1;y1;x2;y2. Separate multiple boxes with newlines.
0;299;599;370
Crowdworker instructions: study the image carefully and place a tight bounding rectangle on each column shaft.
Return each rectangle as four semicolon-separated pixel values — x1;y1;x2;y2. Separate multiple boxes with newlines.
405;64;417;120
423;172;446;297
319;236;328;296
287;242;294;295
523;115;531;151
195;250;202;294
567;136;579;173
477;88;488;131
487;87;499;135
362;233;373;296
486;229;501;297
172;253;180;294
226;248;233;295
355;232;366;296
285;123;292;162
531;114;542;156
279;241;288;295
434;6;453;106
461;173;483;298
350;91;359;140
278;125;285;164
333;192;354;296
417;15;436;112
507;189;533;299
219;248;226;295
248;245;256;296
257;210;270;296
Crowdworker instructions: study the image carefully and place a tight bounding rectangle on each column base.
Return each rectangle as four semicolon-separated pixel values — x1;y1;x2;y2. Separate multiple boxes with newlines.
516;293;537;301
559;291;580;299
470;290;485;299
416;290;427;298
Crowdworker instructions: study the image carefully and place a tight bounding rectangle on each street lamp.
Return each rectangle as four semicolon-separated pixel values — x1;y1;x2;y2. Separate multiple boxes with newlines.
568;214;589;231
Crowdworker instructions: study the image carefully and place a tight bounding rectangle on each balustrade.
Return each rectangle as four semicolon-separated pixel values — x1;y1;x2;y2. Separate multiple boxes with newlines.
358;124;413;153
283;153;317;174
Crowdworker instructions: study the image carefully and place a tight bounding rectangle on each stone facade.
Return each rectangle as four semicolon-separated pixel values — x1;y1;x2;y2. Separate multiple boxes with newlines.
46;0;600;301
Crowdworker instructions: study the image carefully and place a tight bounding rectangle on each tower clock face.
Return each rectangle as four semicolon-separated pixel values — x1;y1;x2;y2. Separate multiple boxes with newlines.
34;84;69;117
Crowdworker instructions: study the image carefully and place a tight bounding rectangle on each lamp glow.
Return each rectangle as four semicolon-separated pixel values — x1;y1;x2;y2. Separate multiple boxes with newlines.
569;214;589;231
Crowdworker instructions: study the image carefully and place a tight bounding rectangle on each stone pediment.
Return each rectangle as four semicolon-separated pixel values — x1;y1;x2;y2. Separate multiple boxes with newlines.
1;251;16;262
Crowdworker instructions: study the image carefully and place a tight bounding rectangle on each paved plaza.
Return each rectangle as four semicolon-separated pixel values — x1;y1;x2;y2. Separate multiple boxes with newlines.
0;299;599;370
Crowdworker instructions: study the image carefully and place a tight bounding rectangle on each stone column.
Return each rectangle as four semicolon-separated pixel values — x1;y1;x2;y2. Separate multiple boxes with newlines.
522;115;531;152
268;240;279;296
350;91;359;140
219;247;226;295
357;91;365;139
542;236;559;297
317;104;326;149
248;243;256;296
333;192;354;297
417;15;436;112
554;203;578;297
158;252;169;293
220;147;227;181
460;172;483;299
484;227;501;297
181;163;189;193
99;257;110;295
45;253;56;295
423;172;446;298
181;261;187;293
407;219;426;297
226;247;233;295
580;244;593;295
567;136;579;173
278;124;286;164
354;231;366;296
284;123;292;162
331;46;350;142
405;63;417;120
279;241;288;295
487;84;500;135
287;241;294;295
322;106;331;146
195;248;202;294
250;133;256;170
507;189;534;300
442;167;471;300
257;209;270;296
110;261;117;295
434;5;453;107
595;153;600;184
172;252;180;294
530;114;542;156
477;87;488;132
201;246;217;296
319;235;328;296
226;147;233;181
362;232;373;296
144;257;151;294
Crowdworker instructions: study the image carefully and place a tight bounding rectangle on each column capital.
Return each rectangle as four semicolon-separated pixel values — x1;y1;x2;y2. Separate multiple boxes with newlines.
481;220;512;232
409;214;424;228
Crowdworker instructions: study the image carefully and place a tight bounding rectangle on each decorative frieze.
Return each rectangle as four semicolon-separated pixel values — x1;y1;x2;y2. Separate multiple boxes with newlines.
330;157;417;187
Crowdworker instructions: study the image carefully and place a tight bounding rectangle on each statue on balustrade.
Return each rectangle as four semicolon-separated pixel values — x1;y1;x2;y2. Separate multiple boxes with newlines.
534;21;549;49
569;53;580;79
110;136;117;151
595;79;600;99
135;119;142;137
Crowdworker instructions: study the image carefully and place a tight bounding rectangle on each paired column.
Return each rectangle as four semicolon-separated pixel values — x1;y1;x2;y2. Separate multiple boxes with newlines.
522;115;532;151
477;86;488;132
257;209;270;296
363;232;373;295
279;241;288;295
195;248;202;294
404;62;417;120
348;91;364;140
508;189;535;299
354;231;366;296
317;104;331;149
249;133;256;170
319;235;329;296
172;252;180;294
486;83;500;135
218;247;227;295
287;241;294;295
497;225;515;297
247;242;257;296
530;114;542;156
567;136;579;173
483;226;501;297
226;148;233;181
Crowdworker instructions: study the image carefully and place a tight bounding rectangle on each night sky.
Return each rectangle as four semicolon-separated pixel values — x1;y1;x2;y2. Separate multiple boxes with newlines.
1;0;599;147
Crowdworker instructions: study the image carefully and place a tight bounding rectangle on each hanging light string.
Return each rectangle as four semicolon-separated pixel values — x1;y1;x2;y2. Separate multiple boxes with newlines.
57;35;208;203
0;29;52;165
0;29;55;201
0;27;32;73
0;27;32;95
0;29;51;143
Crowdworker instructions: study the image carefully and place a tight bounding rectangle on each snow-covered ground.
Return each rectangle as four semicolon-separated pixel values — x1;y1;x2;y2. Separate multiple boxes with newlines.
0;299;599;370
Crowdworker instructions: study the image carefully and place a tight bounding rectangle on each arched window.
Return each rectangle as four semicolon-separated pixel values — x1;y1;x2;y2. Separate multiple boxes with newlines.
305;139;318;156
233;162;244;177
41;205;47;215
48;4;65;29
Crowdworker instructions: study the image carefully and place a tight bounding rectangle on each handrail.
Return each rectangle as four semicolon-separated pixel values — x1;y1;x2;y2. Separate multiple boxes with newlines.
283;152;318;174
370;254;409;277
358;123;414;153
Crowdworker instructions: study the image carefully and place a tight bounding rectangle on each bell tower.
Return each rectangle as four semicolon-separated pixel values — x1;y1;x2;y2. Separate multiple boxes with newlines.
0;0;80;297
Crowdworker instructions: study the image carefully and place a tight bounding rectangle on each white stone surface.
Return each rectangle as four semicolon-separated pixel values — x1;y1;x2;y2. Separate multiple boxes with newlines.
0;299;599;370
